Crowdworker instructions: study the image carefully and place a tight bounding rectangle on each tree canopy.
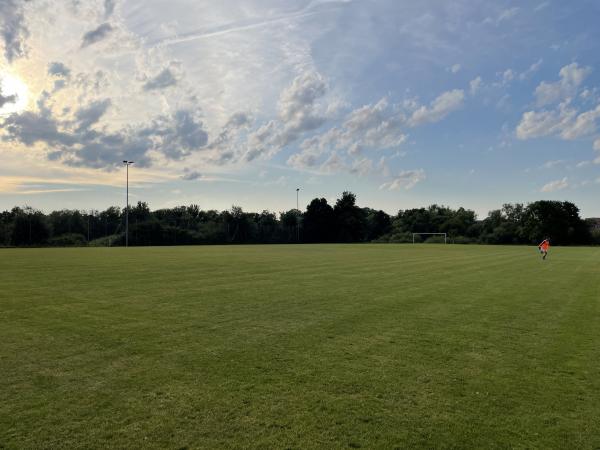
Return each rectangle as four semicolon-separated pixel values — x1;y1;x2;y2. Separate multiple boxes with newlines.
0;196;596;247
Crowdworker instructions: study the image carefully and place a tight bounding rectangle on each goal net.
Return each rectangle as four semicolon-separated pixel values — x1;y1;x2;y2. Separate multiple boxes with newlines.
412;232;447;244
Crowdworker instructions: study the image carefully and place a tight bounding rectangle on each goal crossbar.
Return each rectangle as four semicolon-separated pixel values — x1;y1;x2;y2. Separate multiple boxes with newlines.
412;232;447;244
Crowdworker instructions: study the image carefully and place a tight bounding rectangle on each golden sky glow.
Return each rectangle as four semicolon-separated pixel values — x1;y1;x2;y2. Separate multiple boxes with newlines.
0;72;29;115
0;1;599;217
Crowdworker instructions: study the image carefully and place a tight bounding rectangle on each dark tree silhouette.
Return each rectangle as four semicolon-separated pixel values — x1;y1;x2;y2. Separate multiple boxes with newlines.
0;194;595;247
333;191;367;242
11;207;50;246
303;198;335;243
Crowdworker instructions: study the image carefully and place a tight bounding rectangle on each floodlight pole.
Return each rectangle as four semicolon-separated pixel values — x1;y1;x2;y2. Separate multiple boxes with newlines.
296;188;300;242
123;160;134;247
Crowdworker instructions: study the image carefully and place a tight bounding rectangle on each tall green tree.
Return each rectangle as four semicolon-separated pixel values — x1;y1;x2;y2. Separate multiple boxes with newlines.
521;200;590;245
364;208;391;240
48;210;86;237
280;209;301;242
303;198;335;243
256;211;279;243
11;207;50;246
333;192;367;242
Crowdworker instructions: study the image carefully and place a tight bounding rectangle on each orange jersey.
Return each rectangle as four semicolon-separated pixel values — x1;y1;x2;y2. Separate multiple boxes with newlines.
540;240;549;251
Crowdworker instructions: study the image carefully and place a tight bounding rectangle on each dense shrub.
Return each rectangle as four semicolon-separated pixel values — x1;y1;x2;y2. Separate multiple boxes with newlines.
47;233;87;247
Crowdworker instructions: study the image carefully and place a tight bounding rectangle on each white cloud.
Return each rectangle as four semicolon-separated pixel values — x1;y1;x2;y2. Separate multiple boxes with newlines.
542;160;566;169
485;7;519;25
263;175;287;187
535;63;592;106
541;177;569;192
287;97;406;172
470;76;483;95
342;98;406;150
181;169;202;181
580;88;599;103
278;71;327;136
350;158;374;176
408;89;465;127
519;59;543;80
5;0;598;208
560;105;600;140
143;62;182;91
593;138;600;151
0;78;17;108
104;0;116;18
498;7;519;23
535;2;550;12
516;103;577;139
496;94;511;111
516;61;600;167
48;62;71;78
502;69;515;84
379;169;425;190
241;70;330;162
2;88;212;169
377;156;392;177
518;103;600;142
287;137;327;170
402;97;419;111
448;63;461;74
320;151;346;174
0;0;30;62
559;62;591;86
81;23;115;48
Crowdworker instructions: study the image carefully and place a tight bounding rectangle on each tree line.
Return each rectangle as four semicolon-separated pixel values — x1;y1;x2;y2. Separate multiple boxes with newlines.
0;192;598;247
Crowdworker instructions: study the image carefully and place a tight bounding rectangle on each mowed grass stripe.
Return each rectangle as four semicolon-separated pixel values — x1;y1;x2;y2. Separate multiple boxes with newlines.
1;245;599;448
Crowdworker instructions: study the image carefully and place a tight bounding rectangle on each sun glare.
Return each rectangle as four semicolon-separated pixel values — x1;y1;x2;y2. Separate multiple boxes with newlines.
0;73;29;116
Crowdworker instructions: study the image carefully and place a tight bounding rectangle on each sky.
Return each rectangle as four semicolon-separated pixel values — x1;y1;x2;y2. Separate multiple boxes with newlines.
0;0;599;218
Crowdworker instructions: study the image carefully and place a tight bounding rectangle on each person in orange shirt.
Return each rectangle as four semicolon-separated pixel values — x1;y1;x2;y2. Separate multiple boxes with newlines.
538;238;550;260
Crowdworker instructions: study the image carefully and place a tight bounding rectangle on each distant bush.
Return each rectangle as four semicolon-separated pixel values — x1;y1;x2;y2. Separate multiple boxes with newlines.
424;235;446;244
47;233;87;247
450;236;477;244
371;234;390;243
88;234;123;247
383;232;415;243
103;220;203;246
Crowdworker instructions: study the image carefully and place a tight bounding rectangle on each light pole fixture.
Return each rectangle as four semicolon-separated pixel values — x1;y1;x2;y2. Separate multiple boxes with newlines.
296;188;300;242
123;160;134;247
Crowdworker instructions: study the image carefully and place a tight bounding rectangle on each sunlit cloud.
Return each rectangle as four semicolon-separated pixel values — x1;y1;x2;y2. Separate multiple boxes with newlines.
0;0;599;217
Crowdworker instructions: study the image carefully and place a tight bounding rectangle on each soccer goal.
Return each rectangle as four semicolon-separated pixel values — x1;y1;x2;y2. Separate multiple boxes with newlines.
412;232;447;244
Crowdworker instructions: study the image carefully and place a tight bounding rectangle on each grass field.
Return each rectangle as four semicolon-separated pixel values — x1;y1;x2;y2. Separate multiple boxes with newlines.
1;244;599;449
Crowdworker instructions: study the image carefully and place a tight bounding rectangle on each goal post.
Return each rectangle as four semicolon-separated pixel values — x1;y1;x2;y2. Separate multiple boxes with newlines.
412;232;447;244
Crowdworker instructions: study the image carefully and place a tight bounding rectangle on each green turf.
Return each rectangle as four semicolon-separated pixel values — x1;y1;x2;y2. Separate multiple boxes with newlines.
1;244;599;448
